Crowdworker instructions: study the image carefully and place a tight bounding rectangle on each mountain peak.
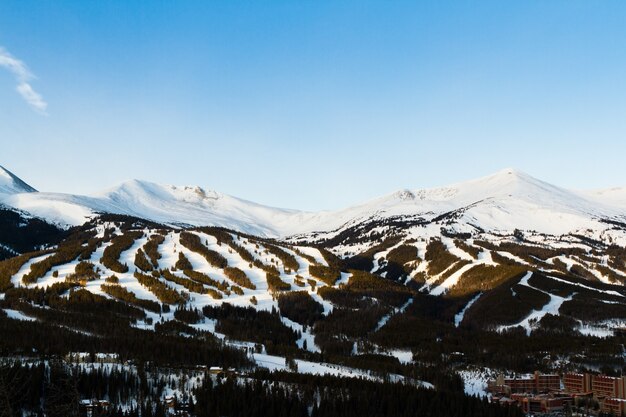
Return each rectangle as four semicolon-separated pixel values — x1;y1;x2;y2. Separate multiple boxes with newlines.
482;168;535;183
100;179;222;203
0;165;37;194
495;167;525;176
394;189;416;201
451;168;554;196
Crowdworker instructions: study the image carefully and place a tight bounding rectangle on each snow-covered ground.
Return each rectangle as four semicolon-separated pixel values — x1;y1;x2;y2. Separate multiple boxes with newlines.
375;298;413;331
3;167;626;245
497;272;574;336
455;292;482;327
253;353;372;379
11;253;54;288
458;368;495;398
577;319;626;338
252;352;431;388
3;309;36;321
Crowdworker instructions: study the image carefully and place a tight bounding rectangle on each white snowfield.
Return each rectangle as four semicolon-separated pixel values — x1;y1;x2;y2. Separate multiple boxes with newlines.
497;272;574;336
1;166;626;241
252;352;433;387
0;165;37;195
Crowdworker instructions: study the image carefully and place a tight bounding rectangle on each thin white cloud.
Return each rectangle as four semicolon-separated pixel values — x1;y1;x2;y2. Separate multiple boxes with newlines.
0;46;48;114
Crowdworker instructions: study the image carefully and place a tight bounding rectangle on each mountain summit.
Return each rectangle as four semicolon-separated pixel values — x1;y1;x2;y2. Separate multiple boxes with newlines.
0;165;37;195
0;166;624;241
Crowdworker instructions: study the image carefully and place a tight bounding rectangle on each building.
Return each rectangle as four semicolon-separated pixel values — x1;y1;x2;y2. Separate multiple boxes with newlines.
602;397;626;416
492;371;560;394
78;399;111;414
494;374;535;393
591;375;626;399
487;382;512;396
509;393;572;414
535;372;560;392
564;373;592;394
490;395;517;407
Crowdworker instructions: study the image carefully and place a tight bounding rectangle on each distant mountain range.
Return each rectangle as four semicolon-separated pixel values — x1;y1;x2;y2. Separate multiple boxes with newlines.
0;163;625;368
2;165;625;240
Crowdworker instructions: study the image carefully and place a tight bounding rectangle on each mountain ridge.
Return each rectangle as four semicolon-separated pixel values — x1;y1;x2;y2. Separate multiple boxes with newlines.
0;165;625;240
0;165;37;195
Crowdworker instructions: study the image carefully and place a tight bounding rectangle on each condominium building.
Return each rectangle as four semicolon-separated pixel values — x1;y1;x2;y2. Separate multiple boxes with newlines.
563;373;592;394
602;398;626;416
493;371;560;394
592;375;626;399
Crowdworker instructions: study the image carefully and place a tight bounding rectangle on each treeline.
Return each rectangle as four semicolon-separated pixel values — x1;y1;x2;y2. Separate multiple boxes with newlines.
143;233;165;268
101;231;144;273
318;270;412;309
203;303;298;354
0;360;521;417
226;239;281;275
292;247;319;265
78;231;112;262
174;305;203;324
0;251;47;291
193;370;523;417
155;318;200;336
134;248;152;272
23;231;97;284
0;289;249;367
446;264;526;297
58;288;146;320
66;261;100;283
381;244;418;280
607;244;626;275
454;239;480;259
133;271;185;305
346;270;413;304
343;237;401;272
183;269;230;295
179;232;227;268
314;304;390;356
368;287;625;372
101;283;162;313
308;265;340;286
0;207;65;259
198;226;234;246
266;272;291;293
277;291;324;326
312;270;415;355
425;238;462;276
160;269;209;296
3;292;143;338
175;251;193;270
0;312;249;365
4;281;79;307
474;239;588;268
264;244;300;272
224;267;256;289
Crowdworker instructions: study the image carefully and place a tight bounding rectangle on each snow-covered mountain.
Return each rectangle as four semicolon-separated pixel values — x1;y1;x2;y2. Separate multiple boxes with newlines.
0;165;37;195
0;166;625;241
296;168;626;237
1;165;625;342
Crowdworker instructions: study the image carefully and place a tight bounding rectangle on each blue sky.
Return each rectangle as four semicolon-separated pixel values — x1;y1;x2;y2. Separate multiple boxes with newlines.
1;1;626;210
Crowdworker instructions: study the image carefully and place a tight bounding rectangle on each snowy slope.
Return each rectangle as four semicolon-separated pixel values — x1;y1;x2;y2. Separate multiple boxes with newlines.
583;187;626;210
0;165;37;195
0;167;625;239
299;168;626;237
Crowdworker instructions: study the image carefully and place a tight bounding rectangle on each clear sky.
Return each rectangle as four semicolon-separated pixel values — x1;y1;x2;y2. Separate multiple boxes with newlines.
1;1;625;211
